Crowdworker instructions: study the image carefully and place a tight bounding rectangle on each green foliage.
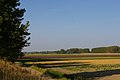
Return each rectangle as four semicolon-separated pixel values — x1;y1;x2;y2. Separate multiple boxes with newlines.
59;49;66;54
66;48;90;53
25;46;120;54
79;48;90;53
91;46;120;53
91;47;107;53
56;48;90;54
107;46;120;53
45;69;65;79
0;0;30;62
30;65;46;73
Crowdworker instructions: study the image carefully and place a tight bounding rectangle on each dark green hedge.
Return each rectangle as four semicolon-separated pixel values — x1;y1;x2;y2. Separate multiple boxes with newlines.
91;46;120;53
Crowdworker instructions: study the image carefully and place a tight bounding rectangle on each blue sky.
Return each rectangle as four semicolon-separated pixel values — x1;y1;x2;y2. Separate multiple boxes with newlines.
20;0;120;51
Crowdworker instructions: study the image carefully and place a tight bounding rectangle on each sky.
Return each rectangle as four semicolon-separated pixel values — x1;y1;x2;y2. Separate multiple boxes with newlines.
20;0;120;51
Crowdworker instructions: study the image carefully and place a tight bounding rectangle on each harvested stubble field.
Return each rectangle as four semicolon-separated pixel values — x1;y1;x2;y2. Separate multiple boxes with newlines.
23;53;120;65
26;59;120;65
20;53;120;80
24;53;120;59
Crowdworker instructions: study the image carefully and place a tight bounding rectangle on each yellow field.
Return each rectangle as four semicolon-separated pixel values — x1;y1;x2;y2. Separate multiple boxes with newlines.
27;59;120;65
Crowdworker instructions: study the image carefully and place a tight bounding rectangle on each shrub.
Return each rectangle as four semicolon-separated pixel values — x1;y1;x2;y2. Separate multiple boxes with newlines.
44;69;65;79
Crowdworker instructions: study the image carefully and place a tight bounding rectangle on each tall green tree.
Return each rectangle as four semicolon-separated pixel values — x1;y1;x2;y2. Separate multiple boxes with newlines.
59;49;66;53
0;0;30;62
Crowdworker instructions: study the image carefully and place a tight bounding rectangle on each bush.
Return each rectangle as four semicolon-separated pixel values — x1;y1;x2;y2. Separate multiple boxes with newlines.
44;69;65;79
31;65;46;73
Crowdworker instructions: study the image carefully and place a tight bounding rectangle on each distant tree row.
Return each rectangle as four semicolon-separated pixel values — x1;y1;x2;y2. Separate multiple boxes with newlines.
91;46;120;53
54;46;120;53
24;46;120;54
57;48;90;54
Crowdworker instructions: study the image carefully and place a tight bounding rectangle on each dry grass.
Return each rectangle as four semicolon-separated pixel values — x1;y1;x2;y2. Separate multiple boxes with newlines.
0;59;41;80
81;59;120;64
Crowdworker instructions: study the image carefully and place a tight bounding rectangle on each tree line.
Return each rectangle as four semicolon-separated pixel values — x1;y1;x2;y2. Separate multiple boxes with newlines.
26;46;120;54
56;46;120;53
56;48;90;54
91;46;120;53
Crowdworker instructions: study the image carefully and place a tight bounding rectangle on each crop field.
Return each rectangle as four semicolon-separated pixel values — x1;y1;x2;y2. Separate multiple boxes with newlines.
24;53;120;58
19;53;120;80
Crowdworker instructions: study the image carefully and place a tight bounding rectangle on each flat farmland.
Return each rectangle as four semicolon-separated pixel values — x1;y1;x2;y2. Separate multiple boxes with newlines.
22;53;120;65
20;53;120;80
24;53;120;59
26;59;120;65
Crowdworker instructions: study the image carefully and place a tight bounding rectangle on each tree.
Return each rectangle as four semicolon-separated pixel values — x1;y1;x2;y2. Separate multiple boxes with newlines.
59;49;66;54
66;48;79;53
0;0;30;62
78;48;90;53
91;47;107;53
107;46;120;53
